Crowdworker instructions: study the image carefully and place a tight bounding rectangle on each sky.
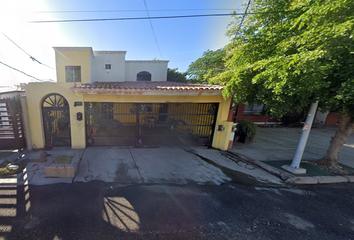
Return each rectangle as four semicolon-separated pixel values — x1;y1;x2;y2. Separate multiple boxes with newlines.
0;0;245;87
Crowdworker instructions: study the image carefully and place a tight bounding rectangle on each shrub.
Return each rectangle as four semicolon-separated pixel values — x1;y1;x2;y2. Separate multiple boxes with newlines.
235;120;258;138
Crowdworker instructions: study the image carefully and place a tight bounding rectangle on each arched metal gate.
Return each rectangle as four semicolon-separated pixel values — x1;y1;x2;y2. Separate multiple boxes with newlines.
42;94;71;148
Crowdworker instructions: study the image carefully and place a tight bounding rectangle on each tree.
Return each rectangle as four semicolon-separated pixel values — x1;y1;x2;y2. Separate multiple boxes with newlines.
212;0;354;170
186;49;226;83
166;68;187;83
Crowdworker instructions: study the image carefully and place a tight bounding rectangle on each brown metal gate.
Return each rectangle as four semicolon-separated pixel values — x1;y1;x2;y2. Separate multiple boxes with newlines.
85;102;218;147
0;98;25;151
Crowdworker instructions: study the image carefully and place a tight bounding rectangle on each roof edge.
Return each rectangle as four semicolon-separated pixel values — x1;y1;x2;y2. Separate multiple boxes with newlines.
53;47;93;51
93;51;127;54
125;60;170;63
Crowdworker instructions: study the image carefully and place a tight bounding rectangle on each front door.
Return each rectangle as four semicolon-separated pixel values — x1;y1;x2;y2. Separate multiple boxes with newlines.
42;94;71;148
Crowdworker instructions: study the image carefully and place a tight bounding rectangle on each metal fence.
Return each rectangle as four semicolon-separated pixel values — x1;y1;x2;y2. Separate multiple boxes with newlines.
0;98;25;151
85;102;218;147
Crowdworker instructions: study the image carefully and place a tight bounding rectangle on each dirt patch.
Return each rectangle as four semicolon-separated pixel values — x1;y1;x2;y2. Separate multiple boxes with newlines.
27;152;52;163
306;161;354;176
52;155;74;164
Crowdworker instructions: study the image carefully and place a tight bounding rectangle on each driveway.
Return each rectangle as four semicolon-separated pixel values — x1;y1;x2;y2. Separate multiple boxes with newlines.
6;147;282;186
74;147;281;186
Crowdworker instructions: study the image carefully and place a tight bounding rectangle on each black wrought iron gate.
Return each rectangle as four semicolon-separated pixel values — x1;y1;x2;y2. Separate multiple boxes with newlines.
85;102;218;147
42;94;71;148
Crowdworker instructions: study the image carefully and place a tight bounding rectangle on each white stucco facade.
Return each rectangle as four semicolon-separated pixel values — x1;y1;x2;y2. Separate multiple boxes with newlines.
54;47;169;83
92;51;126;82
125;61;168;81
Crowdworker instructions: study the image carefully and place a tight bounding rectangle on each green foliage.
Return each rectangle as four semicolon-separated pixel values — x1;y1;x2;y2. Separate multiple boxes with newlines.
212;0;354;119
186;49;226;83
235;120;258;138
52;155;74;164
167;68;187;83
0;163;25;176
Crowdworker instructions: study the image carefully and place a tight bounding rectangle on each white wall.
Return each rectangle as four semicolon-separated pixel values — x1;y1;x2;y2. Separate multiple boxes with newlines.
92;51;126;82
125;61;168;81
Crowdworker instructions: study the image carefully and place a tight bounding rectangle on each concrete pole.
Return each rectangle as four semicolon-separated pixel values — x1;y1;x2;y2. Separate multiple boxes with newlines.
291;100;319;169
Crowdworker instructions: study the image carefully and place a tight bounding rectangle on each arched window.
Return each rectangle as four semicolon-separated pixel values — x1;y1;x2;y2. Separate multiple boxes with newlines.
137;71;151;81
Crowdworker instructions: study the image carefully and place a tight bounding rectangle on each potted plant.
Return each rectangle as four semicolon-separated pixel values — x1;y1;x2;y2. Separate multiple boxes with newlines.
89;104;102;135
235;120;258;144
91;116;100;134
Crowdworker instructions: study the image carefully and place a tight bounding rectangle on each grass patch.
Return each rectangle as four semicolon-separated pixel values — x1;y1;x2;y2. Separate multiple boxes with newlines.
52;155;74;164
0;163;26;176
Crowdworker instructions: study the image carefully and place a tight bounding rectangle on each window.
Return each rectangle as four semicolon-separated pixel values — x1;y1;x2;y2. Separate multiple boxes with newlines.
65;66;81;82
243;104;264;116
137;71;151;81
105;64;111;70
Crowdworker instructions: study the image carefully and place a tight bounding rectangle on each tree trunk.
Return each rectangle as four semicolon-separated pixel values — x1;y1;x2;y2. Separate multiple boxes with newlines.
317;114;354;168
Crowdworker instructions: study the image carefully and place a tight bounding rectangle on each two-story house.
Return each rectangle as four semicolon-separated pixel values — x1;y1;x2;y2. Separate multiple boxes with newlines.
25;47;233;150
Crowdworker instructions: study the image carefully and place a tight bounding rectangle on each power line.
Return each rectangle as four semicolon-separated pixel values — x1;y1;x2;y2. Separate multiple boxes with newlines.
0;61;53;82
235;0;252;37
143;0;164;60
28;13;241;23
1;32;54;70
32;8;242;14
28;11;293;24
0;51;17;81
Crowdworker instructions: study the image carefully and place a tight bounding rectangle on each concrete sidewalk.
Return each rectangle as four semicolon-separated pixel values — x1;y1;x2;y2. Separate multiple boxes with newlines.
229;127;354;184
2;126;352;186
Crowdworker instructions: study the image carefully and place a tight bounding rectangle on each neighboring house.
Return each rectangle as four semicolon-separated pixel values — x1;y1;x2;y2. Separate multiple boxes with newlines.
25;47;233;150
233;103;282;125
0;86;25;99
233;103;338;127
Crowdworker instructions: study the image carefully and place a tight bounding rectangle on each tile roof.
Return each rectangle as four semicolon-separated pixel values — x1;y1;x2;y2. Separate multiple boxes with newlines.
72;81;224;91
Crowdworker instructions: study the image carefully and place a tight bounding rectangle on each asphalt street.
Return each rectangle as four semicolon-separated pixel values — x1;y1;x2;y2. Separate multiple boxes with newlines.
1;181;354;240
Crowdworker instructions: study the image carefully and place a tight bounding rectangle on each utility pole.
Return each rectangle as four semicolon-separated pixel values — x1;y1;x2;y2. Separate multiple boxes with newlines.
282;100;319;174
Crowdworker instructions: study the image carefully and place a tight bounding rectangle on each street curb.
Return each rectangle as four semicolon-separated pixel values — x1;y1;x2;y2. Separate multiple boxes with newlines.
226;151;293;181
226;151;353;185
345;175;354;182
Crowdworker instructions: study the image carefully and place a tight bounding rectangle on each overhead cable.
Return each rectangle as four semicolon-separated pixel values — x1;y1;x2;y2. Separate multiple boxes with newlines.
235;0;252;37
32;8;242;14
28;11;295;24
1;32;54;70
29;13;243;23
0;61;53;82
143;0;164;59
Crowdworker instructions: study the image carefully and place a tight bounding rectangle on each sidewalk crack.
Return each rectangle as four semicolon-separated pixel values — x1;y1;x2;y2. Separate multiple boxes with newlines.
129;149;144;183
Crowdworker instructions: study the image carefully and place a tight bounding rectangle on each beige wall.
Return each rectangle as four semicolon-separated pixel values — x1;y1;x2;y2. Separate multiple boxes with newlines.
92;52;126;82
54;47;92;83
211;97;233;151
25;82;85;149
54;48;168;83
125;61;168;81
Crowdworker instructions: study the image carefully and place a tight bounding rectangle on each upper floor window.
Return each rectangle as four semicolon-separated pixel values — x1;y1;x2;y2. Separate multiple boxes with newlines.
105;64;111;70
137;71;151;81
65;66;81;82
